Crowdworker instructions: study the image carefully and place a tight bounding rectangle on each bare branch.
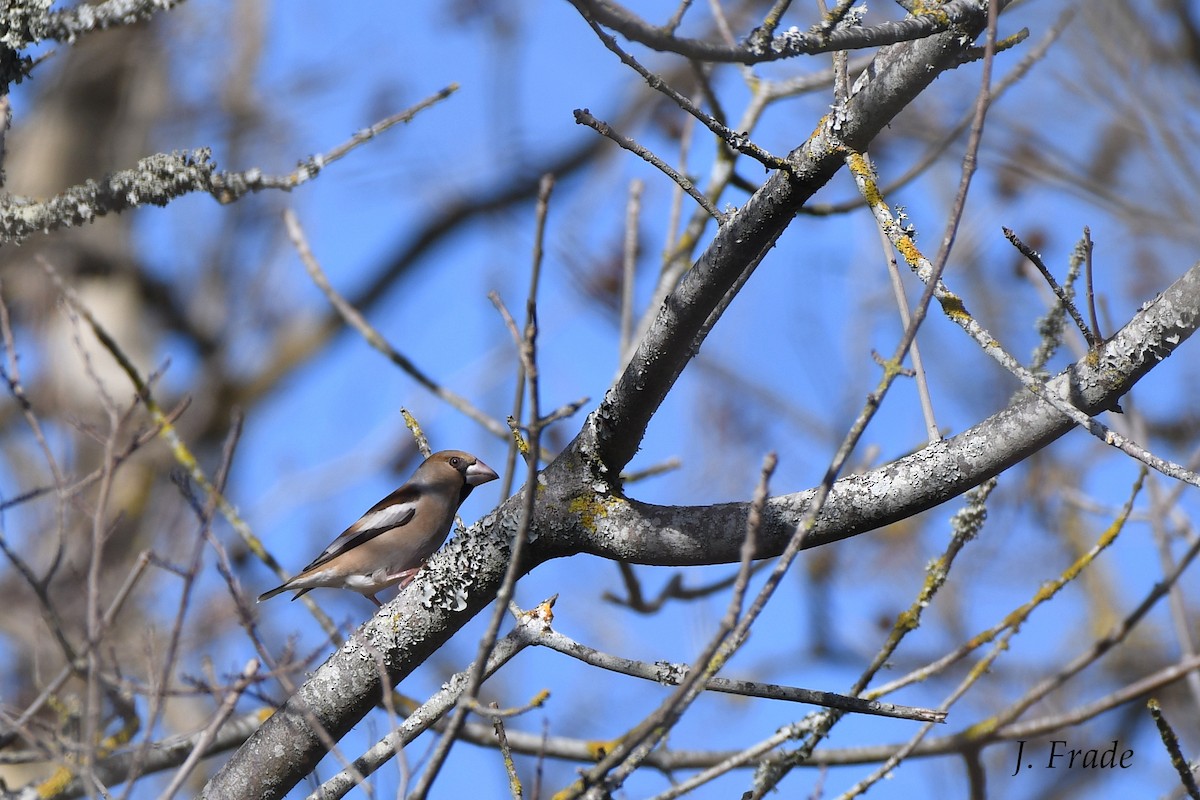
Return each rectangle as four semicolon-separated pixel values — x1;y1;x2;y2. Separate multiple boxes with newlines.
566;0;998;63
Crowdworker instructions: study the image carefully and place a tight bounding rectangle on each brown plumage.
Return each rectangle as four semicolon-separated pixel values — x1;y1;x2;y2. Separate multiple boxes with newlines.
257;450;498;606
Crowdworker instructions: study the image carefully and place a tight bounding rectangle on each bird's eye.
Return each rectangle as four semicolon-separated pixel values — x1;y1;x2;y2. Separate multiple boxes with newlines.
449;457;461;467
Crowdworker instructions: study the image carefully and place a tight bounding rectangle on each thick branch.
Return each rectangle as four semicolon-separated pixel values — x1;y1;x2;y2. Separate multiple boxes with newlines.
570;0;991;63
580;1;1004;477
571;263;1200;564
201;257;1200;800
206;4;1200;797
0;150;215;245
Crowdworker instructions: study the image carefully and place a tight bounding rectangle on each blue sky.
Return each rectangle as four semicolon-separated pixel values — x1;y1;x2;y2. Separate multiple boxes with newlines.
209;3;1193;797
8;1;1198;798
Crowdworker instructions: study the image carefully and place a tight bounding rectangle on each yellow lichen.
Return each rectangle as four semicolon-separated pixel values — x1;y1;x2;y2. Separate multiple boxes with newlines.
585;738;620;760
937;292;970;322
895;236;923;267
567;494;617;530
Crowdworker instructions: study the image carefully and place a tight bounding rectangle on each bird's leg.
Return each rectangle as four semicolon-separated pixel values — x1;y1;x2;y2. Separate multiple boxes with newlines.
392;566;421;589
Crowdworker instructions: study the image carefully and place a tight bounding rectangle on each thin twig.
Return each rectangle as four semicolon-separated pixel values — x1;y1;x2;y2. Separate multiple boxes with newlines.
815;0;853;108
563;455;784;796
846;153;1200;488
156;660;260;800
571;0;992;63
758;0;794;39
816;0;858;41
801;14;1064;216
284;209;510;440
407;172;554;800
490;702;524;800
620;179;643;361
531;625;943;723
875;209;939;441
750;9;1006;795
1141;443;1200;708
1003;226;1096;347
69;292;125;793
871;473;1147;701
3;552;152;751
310;601;551;800
663;0;693;35
619;456;682;483
121;415;246;800
997;653;1200;744
211;85;459;203
1147;699;1200;799
501;176;555;498
39;260;344;643
604;560;770;612
580;15;787;171
574;108;726;223
1082;225;1103;342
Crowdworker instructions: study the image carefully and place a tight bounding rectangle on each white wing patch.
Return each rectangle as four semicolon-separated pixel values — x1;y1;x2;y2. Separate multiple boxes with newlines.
355;501;417;531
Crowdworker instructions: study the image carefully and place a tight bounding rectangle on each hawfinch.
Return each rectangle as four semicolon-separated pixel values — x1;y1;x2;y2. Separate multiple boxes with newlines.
258;450;498;606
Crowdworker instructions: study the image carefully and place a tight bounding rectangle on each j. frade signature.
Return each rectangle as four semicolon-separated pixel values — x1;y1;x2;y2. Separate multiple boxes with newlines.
1011;739;1133;776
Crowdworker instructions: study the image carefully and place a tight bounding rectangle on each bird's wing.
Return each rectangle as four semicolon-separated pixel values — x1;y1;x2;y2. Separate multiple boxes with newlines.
297;487;419;572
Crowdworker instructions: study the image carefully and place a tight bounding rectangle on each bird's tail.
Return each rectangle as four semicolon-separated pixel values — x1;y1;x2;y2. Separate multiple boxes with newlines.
257;584;289;603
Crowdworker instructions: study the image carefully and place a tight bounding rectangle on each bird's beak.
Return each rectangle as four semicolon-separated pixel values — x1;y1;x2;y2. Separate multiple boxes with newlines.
466;459;499;486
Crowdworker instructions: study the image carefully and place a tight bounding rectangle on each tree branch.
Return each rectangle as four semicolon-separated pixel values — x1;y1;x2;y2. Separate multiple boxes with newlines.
568;0;993;64
572;262;1200;565
199;252;1200;800
580;0;1003;477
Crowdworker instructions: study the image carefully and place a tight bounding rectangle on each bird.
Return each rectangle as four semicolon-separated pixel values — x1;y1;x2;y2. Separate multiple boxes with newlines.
257;450;498;607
